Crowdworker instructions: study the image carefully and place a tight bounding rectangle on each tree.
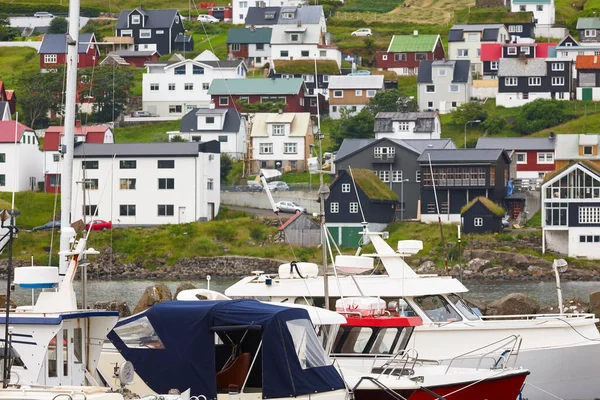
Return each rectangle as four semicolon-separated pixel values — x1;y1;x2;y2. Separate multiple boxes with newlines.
0;13;18;41
366;89;418;114
81;67;134;122
48;17;68;34
449;102;488;126
170;135;187;142
80;20;104;43
220;153;233;183
363;37;376;66
515;99;569;135
329;108;375;148
238;99;287;113
18;70;64;127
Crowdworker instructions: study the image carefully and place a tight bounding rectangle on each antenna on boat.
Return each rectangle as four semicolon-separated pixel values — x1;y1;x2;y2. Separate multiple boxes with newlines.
553;259;568;313
427;150;449;275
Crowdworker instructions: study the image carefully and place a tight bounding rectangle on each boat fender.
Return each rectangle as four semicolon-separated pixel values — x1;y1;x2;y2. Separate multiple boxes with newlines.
290;261;306;279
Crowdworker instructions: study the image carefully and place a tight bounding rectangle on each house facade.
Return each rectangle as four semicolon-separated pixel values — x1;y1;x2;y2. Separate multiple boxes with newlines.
43;122;114;193
461;197;505;234
417;149;511;223
71;142;221;225
333;137;456;220
226;27;272;68
575;55;600;100
115;7;190;56
269;24;342;67
542;162;600;259
476;137;555;180
554;134;600;170
208;78;307;113
167;107;247;159
447;24;509;75
417;60;472;114
375;33;445;75
511;0;555;25
143;53;247;117
249;112;313;173
245;5;326;32
39;33;99;71
481;42;556;79
328;75;384;119
374;112;441;140
233;0;306;25
576;18;600;44
0;122;43;192
496;58;572;107
505;21;536;41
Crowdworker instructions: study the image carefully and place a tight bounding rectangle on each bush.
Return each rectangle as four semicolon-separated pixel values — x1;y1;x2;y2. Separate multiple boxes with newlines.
249;225;268;243
450;102;488;126
481;117;506;134
211;222;237;242
514;99;569;135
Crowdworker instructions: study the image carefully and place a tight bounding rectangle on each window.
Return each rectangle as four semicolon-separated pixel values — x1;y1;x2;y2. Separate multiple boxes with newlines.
202;83;210;90
192;65;204;75
392;170;403;182
282;11;295;19
427;101;434;109
579;207;600;224
584;146;593;155
537;152;553;164
0;175;5;186
184;83;194;91
219;97;229;106
552;77;565;86
449;84;459;93
53;154;60;162
120;160;136;169
120;29;132;36
507;47;517;55
44;54;57;64
474;217;483;227
256;43;264;50
457;49;468;57
207;178;214;191
378;170;390;182
350;202;359;213
290;34;299;41
451;101;458;108
366;90;376;98
120;205;136;216
139;29;151;38
374;147;395;159
158;160;175;169
521;47;530;55
330;202;339;213
131;14;140;24
303;74;314;83
426;85;435;93
508;25;523;33
168;83;175;91
156;30;164;34
260;143;273;154
580;235;600;243
272;124;285;135
231;43;241;52
86;179;99;190
467;33;479;42
169;105;182;113
438;69;447;76
355;90;363;97
441;201;449;214
394;53;407;61
416;53;427;61
585;29;597;38
331;90;344;99
49;175;61;187
505;77;518;86
322;75;329;83
382;54;388;61
82;160;98;169
544;202;567;226
301;50;309;57
284;143;297;154
150;83;159;91
551;62;564;71
286;319;327;369
399;121;409;131
205;116;215;124
427;202;436;213
519;5;526;10
240;1;247;6
448;294;480;321
516;153;527;164
83;205;98;216
158;204;174;216
120;178;136;190
158;178;175;189
529;77;541;86
320;50;327;57
280;50;289;57
342;183;351;193
416;170;421;182
536;4;543;10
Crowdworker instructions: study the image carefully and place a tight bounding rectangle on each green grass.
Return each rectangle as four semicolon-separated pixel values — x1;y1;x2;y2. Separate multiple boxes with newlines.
128;68;145;97
281;172;331;184
114;121;180;143
350;169;398;201
397;75;418;99
0;192;60;228
454;8;533;24
525;211;541;227
192;31;229;60
3;0;231;13
530;109;600;136
340;0;403;13
0;47;40;89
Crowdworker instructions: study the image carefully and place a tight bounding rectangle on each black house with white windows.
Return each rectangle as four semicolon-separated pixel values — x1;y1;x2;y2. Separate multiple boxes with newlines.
115;6;191;56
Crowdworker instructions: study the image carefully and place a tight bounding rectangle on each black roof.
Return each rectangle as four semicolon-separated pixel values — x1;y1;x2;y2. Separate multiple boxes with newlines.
116;8;180;30
39;33;95;54
335;138;454;163
448;24;504;42
417;60;470;84
418;148;509;163
72;141;220;158
245;7;280;26
179;108;242;133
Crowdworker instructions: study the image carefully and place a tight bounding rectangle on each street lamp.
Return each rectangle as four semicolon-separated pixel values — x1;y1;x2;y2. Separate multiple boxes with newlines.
400;178;409;222
464;119;481;148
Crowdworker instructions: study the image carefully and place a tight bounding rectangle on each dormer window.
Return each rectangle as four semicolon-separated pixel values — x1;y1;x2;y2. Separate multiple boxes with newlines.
584;146;594;155
264;11;276;19
193;65;204;75
281;11;295;19
272;124;285;135
175;66;186;75
175;15;180;23
467;33;479;42
291;34;299;42
131;14;140;24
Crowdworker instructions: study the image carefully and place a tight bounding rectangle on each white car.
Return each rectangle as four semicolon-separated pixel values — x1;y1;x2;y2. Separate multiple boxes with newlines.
351;28;372;37
275;201;306;214
197;14;220;23
34;12;54;18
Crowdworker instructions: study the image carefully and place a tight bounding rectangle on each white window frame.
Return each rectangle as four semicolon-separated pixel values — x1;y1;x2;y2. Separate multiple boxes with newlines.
505;77;518;86
219;96;229;106
585;29;597;38
490;61;498;70
552;77;565;86
426;85;435;93
537;152;554;164
139;29;151;39
378;170;390;183
529;77;541;86
399;121;409;131
521;47;530;55
516;152;527;164
349;202;359;214
259;143;273;154
457;49;469;57
272;124;285;136
355;90;363;96
330;202;339;213
333;90;343;98
552;63;564;71
341;183;351;193
392;170;403;182
579;207;600;224
168;83;175;91
322;75;329;83
131;14;141;24
121;29;132;36
184;83;193;91
44;54;57;64
474;217;483;227
284;142;297;154
416;170;421;182
150;83;159;91
366;90;377;98
449;84;459;93
231;43;241;51
382;54;388;61
507;47;517;55
438;69;447;76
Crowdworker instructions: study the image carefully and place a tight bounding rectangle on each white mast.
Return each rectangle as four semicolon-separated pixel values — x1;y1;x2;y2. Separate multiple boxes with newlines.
59;0;81;277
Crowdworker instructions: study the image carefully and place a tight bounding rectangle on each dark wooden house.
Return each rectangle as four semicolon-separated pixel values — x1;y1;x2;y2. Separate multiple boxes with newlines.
279;212;320;247
461;196;505;234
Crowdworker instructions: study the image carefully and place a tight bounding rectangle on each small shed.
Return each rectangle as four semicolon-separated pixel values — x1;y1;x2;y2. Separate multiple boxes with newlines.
279;212;321;247
461;196;505;234
174;34;194;52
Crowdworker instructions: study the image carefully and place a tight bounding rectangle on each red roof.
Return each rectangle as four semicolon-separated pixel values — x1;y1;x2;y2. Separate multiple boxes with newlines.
576;55;600;69
43;124;111;151
0;121;32;143
480;44;502;61
536;42;556;58
5;90;14;101
44;124;111;136
279;212;303;231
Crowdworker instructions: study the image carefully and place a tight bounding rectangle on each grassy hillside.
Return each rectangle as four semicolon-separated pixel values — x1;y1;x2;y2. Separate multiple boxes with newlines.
114;120;178;143
0;47;40;88
5;0;230;13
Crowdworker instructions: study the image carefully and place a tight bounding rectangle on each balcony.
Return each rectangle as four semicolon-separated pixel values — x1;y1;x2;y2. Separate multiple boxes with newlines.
372;154;396;163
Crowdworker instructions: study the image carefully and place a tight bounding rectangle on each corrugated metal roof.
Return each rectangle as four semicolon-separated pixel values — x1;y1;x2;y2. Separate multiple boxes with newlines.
39;33;95;54
576;17;600;29
328;75;384;89
480;43;502;61
227;27;272;44
498;58;547;77
0;121;31;143
576;55;600;69
244;7;280;26
417;148;505;163
270;24;320;45
335;138;454;162
179;108;241;133
476;137;555;151
72;142;219;158
387;34;439;53
417;60;471;83
208;78;304;95
116;8;180;29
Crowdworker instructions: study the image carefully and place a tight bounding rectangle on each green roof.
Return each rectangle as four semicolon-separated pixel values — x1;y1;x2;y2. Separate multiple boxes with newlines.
208;78;304;96
577;18;600;30
345;169;399;202
226;27;272;44
461;197;505;217
273;59;340;75
387;34;439;53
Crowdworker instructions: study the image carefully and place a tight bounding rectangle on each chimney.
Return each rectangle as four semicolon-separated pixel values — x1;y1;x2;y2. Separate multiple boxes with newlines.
250;24;256;32
140;4;144;9
260;2;266;8
413;30;418;36
297;20;302;27
209;101;215;109
75;120;81;127
549;130;555;140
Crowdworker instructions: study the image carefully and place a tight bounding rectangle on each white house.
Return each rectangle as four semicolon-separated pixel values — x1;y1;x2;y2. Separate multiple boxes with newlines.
71;142;221;225
448;24;509;75
270;24;342;67
374;112;441;140
244;5;326;32
142;51;247;117
233;0;307;26
542;161;600;259
168;107;247;159
250;112;313;173
511;0;555;26
0;121;43;192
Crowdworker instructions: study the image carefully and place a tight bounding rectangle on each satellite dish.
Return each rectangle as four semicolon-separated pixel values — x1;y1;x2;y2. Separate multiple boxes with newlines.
118;361;135;386
553;259;568;274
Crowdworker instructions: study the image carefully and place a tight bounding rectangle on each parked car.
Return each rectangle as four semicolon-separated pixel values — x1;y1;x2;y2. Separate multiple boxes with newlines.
275;201;306;214
34;12;54;17
267;181;290;191
86;220;112;231
197;14;220;23
235;184;262;192
351;28;372;37
130;110;155;118
32;220;60;232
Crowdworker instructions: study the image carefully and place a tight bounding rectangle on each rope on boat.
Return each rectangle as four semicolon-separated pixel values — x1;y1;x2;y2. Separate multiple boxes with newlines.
430;370;507;398
521;382;564;400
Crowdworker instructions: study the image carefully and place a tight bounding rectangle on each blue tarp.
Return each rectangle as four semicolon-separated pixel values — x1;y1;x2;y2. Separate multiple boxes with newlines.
107;300;344;399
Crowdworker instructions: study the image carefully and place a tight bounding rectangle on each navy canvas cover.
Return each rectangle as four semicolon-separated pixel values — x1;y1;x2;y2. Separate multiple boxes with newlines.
107;300;345;399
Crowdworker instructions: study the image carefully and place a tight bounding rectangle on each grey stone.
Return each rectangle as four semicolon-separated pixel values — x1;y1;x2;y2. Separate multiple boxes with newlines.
486;293;540;316
133;283;173;314
417;261;436;273
467;258;490;272
93;301;131;317
173;282;197;299
590;291;600;320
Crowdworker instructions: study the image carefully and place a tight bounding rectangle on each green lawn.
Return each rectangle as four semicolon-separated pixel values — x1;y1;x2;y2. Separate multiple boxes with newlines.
0;192;60;228
4;0;231;13
114;121;179;143
0;47;40;89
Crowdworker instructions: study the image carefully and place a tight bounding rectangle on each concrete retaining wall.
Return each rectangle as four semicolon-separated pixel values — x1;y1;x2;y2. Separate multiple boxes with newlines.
0;41;40;50
221;190;320;214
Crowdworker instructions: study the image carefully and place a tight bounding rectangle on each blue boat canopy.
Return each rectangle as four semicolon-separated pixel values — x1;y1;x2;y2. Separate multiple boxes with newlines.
108;300;345;400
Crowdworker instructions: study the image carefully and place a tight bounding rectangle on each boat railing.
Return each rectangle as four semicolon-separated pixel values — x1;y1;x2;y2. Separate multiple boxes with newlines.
376;348;419;379
480;313;596;321
444;335;522;374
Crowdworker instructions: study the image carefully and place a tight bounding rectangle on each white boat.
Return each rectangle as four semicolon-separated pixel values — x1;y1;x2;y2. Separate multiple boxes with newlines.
225;230;600;400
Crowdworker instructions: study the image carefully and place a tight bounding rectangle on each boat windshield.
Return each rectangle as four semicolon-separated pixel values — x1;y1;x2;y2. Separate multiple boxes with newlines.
332;326;413;356
316;324;340;356
448;294;480;321
113;316;165;349
413;295;463;323
286;319;329;369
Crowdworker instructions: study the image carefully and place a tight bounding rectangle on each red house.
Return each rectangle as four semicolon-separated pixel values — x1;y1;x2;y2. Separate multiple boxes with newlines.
42;121;114;193
481;42;556;78
100;50;160;68
207;78;308;113
38;33;99;71
0;82;16;115
376;32;445;75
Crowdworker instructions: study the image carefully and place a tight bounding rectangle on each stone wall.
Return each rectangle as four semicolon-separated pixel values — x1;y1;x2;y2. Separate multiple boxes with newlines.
475;0;505;7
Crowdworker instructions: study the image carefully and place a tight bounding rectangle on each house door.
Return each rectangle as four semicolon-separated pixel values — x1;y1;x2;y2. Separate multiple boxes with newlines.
439;101;446;113
208;203;215;220
29;177;36;191
342;226;363;248
583;88;593;101
178;207;186;223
